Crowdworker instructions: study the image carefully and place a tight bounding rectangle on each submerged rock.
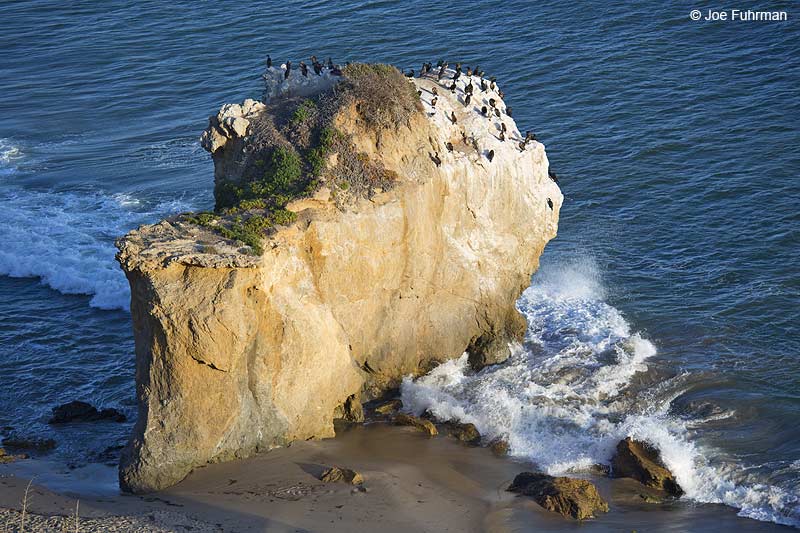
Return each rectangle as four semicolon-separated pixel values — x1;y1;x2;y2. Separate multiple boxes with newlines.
611;438;683;496
373;399;402;415
508;472;609;520
394;414;438;436
445;421;480;444
319;466;364;485
48;401;126;424
1;435;56;451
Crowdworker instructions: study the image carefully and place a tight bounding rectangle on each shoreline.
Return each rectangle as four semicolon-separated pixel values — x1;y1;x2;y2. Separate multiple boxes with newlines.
1;422;792;532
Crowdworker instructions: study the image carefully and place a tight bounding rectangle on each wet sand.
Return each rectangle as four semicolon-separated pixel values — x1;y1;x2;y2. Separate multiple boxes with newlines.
0;422;792;532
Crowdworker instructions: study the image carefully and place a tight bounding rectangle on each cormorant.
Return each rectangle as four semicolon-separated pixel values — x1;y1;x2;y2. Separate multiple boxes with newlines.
481;106;488;116
548;170;559;183
464;94;471;106
494;108;501;117
506;106;513;117
446;142;454;152
266;55;272;68
519;141;526;151
501;123;507;133
547;198;553;210
466;67;472;76
449;82;457;92
300;62;308;77
285;61;291;79
327;57;334;69
453;70;461;81
432;152;442;167
499;131;505;141
405;69;415;78
489;98;496;108
480;79;487;92
465;83;473;94
417;90;422;97
450;111;457;124
431;96;438;107
487;149;495;162
438;65;446;80
432;86;438;96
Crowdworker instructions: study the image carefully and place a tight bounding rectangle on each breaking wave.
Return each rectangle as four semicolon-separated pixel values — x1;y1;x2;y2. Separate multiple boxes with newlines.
402;258;799;527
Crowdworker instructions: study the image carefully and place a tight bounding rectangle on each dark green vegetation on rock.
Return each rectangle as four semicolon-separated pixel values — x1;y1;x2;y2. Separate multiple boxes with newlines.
508;472;609;520
187;63;421;255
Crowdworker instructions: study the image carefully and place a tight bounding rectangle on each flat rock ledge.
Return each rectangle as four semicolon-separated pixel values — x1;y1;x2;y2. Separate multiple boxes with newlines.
508;472;609;520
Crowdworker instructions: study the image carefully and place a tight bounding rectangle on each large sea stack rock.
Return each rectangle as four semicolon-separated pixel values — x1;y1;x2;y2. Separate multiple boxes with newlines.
611;437;683;496
115;65;562;493
508;472;609;520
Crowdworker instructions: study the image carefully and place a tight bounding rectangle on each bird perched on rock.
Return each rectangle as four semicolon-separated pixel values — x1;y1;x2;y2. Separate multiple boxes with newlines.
506;106;513;117
453;70;461;81
465;83;473;94
312;58;323;75
417;90;422;97
431;86;438;96
494;108;501;117
547;198;553;210
481;106;488;116
501;123;507;133
431;96;438;107
431;152;442;167
266;55;272;68
466;67;472;76
450;111;458;124
487;149;495;162
300;61;308;77
518;141;527;151
284;61;291;79
548;170;559;183
489;98;496;108
499;131;505;141
464;94;471;106
405;69;415;78
446;141;454;152
438;65;447;80
327;57;334;70
480;79;487;92
449;82;457;92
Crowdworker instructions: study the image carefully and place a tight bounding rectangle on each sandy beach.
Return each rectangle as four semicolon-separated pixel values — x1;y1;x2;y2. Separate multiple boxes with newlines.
1;421;792;532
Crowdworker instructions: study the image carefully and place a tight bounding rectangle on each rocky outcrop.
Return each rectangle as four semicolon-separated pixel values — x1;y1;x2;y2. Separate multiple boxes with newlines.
116;70;561;493
508;472;609;520
611;438;683;496
445;421;480;444
49;401;126;424
0;448;28;464
394;414;438;436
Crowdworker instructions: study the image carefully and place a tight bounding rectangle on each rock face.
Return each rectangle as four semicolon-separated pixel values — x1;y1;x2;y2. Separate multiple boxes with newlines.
611;438;683;496
116;72;561;493
508;472;609;520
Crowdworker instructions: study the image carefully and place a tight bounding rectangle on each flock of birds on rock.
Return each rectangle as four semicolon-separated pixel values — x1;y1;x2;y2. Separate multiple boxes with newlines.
263;55;560;191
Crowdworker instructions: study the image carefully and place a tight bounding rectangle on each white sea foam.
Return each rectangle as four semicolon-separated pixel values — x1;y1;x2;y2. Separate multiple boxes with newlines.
0;186;196;310
401;257;799;527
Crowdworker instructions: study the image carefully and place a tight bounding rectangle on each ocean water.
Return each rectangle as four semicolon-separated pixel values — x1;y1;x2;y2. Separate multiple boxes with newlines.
0;0;798;528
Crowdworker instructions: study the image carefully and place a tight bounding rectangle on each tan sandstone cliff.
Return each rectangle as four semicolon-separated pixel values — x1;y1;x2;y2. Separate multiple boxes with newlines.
115;67;562;493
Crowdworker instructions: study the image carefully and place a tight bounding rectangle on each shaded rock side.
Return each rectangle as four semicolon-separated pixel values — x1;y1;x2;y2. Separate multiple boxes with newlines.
116;75;561;493
611;437;683;496
508;472;609;520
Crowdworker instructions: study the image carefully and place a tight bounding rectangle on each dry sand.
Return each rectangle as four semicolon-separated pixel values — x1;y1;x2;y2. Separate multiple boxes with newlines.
0;422;791;532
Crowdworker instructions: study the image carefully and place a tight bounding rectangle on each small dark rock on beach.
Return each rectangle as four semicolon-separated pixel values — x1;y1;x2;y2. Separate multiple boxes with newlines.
508;471;609;520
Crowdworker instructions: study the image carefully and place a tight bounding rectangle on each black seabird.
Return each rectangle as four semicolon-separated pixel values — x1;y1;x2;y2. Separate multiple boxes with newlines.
453;70;461;81
266;55;272;68
487;149;495;162
501;123;507;133
547;198;553;210
431;152;442;167
548;170;559;183
489;98;496;108
284;61;291;79
449;82;457;92
519;141;526;151
480;79;487;91
464;94;471;106
438;65;447;80
506;106;513;117
327;57;334;70
499;131;505;141
466;67;472;76
450;111;457;124
494;108;501;117
431;96;438;107
446;142;454;152
465;83;473;94
481;106;488;116
300;61;308;77
405;69;415;78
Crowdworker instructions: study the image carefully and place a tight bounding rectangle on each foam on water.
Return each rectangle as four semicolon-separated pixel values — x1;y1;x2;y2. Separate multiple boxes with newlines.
0;144;195;310
402;258;800;527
